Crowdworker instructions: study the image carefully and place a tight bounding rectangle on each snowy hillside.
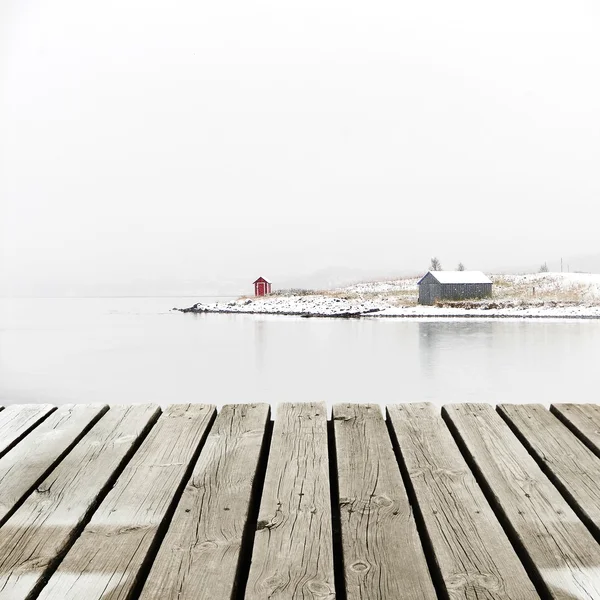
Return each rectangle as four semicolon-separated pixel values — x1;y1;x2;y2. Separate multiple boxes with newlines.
343;272;600;300
178;272;600;318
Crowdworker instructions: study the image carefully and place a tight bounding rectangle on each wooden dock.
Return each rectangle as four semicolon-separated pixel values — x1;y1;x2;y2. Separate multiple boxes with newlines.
0;402;599;599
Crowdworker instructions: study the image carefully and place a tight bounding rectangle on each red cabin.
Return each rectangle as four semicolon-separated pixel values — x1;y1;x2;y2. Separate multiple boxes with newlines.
253;276;272;297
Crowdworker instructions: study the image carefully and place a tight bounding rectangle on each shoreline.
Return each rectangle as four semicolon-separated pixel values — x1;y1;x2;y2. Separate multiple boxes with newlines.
175;272;600;320
175;306;600;320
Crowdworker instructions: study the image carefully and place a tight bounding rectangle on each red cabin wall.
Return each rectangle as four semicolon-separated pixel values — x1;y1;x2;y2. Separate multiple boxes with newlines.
254;278;271;296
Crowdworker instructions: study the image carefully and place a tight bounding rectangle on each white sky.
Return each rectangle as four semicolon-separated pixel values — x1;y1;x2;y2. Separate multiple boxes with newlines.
1;0;599;294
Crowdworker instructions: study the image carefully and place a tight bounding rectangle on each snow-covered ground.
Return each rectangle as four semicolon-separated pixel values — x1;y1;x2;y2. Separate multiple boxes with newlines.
180;295;387;317
493;272;600;302
178;272;600;319
343;277;421;294
345;272;600;300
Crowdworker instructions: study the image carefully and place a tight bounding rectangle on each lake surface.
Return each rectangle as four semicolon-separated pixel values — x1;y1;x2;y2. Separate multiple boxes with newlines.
1;297;599;411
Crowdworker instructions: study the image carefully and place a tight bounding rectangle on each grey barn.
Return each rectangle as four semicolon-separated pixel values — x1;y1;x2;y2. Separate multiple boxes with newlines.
417;271;493;305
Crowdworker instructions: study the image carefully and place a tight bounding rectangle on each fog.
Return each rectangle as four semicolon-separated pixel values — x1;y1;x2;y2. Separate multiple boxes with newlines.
1;0;599;296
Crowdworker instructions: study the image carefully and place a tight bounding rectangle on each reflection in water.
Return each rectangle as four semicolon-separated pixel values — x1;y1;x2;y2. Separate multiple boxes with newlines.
254;317;266;372
419;320;495;373
417;319;595;406
418;321;497;403
1;298;600;409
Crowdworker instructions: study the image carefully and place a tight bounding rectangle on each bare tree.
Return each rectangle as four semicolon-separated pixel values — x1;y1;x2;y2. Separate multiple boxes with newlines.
457;262;465;271
539;262;549;273
430;257;442;271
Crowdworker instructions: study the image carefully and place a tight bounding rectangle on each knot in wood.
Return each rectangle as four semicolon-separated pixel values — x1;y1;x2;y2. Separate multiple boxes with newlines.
307;580;335;597
350;560;370;573
263;574;283;590
474;572;501;590
197;540;218;551
371;494;393;508
447;572;500;592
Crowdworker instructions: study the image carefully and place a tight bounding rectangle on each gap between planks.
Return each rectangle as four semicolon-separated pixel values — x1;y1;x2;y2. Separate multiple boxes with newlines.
444;403;600;599
0;405;597;600
37;404;217;600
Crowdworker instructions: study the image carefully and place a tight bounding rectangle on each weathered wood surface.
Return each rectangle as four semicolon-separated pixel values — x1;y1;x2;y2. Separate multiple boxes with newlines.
140;403;270;600
550;403;600;457
0;404;55;458
444;403;600;599
334;403;436;600
388;403;539;599
0;404;108;525
38;404;216;600
0;404;159;600
1;401;600;600
500;403;600;540
245;402;335;600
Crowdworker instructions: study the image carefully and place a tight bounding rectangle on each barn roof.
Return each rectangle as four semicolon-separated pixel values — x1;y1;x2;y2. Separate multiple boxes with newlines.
253;276;271;284
417;271;492;285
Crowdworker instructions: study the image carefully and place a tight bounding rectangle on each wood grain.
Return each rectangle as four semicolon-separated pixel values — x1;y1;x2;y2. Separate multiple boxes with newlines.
0;404;55;458
500;403;600;541
245;402;335;600
0;401;598;599
334;403;436;599
140;403;270;600
38;404;216;600
388;403;538;599
444;403;600;599
0;404;159;600
0;404;108;525
550;404;600;457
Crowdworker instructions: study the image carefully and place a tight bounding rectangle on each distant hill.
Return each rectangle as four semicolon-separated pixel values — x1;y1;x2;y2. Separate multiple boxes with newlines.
276;266;419;291
279;255;600;291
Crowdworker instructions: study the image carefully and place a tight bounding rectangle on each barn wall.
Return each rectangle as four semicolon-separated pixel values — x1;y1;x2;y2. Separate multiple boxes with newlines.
418;273;439;305
418;283;441;305
439;283;492;301
418;282;492;304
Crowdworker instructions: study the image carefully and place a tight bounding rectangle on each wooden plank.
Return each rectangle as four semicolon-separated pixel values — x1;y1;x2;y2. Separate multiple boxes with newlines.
388;403;539;599
38;403;216;600
500;403;600;541
0;404;55;458
0;404;159;600
140;403;270;600
0;404;108;525
334;404;436;600
245;402;335;600
444;403;600;599
550;403;600;457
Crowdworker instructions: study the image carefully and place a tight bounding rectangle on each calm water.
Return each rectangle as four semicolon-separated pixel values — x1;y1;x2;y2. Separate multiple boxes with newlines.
1;297;599;410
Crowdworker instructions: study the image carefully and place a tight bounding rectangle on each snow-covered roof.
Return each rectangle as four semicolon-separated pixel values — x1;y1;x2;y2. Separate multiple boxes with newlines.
253;276;271;284
418;271;492;285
